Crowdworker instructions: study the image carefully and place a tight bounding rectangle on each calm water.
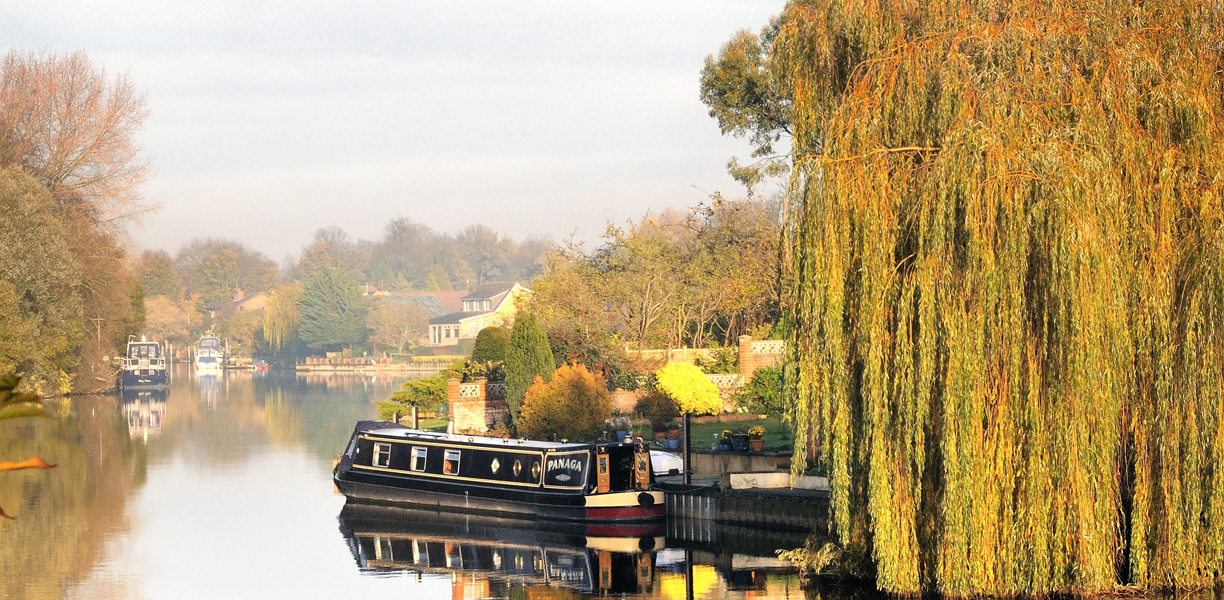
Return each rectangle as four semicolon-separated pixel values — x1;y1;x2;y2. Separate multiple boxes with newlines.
2;366;840;600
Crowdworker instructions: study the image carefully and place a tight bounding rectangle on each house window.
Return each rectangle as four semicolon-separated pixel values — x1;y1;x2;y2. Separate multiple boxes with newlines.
373;442;392;467
443;449;461;475
468;323;479;335
411;447;427;472
444;327;451;339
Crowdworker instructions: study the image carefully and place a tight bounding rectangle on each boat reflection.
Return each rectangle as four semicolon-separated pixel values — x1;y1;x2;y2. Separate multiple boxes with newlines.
338;504;661;596
122;389;167;442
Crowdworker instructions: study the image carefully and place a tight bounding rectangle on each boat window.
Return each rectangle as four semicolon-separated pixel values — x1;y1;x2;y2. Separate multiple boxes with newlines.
443;449;461;475
410;447;427;472
373;443;392;467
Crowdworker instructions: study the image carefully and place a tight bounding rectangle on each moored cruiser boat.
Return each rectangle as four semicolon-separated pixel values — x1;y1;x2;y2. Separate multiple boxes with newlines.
194;334;224;371
118;336;168;389
334;421;665;523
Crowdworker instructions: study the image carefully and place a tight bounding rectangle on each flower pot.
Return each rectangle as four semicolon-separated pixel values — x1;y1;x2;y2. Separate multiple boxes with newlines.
749;438;764;452
715;442;733;452
654;431;666;442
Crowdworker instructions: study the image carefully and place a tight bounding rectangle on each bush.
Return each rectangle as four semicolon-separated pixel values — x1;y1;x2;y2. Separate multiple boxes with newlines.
654;362;721;416
635;391;679;429
693;346;738;374
518;363;610;441
734;365;784;416
470;326;510;364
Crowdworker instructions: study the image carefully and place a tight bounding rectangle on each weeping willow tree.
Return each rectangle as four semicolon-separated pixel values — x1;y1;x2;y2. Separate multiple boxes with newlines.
775;0;1224;595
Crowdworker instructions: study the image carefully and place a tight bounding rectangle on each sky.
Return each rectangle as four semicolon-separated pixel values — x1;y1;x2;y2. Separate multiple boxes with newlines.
1;1;784;262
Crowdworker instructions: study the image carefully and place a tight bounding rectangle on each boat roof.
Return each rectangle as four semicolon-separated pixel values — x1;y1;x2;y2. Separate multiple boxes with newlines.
360;424;611;451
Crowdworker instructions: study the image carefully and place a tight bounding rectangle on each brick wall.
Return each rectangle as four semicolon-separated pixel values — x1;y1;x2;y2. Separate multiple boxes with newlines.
738;336;785;379
447;378;509;433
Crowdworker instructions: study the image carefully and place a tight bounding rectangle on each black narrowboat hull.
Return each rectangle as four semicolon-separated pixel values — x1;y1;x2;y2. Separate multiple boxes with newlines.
334;421;665;524
334;467;665;523
120;369;168;389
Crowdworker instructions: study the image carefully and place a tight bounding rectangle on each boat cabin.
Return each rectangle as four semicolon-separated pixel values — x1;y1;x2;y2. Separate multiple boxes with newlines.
348;429;653;495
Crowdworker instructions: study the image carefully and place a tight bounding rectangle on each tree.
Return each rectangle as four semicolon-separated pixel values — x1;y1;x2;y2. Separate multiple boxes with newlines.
653;362;720;416
174;238;277;306
0;169;83;391
424;264;453;291
504;313;555;424
0;50;149;221
377;374;448;420
518;364;610;441
222;310;263;356
135;250;179;298
470;327;510;364
263;283;302;353
699;23;792;192
144;296;192;344
297;267;367;352
775;0;1224;594
365;298;429;354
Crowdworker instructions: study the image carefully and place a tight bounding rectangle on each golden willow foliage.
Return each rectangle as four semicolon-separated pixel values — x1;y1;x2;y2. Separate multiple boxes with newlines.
776;0;1224;595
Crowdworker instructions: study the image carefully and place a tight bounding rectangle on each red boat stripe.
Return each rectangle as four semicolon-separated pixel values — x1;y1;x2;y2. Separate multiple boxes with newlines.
585;506;665;520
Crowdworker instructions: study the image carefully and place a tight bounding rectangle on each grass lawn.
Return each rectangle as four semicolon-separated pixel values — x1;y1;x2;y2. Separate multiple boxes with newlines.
635;415;794;453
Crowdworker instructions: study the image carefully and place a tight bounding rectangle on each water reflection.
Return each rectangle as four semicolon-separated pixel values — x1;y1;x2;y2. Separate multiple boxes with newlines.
122;389;167;442
340;504;662;596
337;502;823;599
1;365;829;600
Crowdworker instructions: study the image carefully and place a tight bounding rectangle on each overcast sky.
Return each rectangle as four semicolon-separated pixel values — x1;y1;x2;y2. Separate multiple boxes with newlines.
2;1;783;261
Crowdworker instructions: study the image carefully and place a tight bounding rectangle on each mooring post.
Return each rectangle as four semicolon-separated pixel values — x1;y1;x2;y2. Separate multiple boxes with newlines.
683;412;692;485
411;406;419;429
393;410;401;424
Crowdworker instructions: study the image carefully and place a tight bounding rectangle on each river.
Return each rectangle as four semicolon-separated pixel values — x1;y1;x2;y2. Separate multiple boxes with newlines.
1;366;857;600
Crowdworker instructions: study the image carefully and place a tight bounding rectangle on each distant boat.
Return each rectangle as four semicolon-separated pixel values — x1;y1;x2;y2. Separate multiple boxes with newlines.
118;336;168;390
334;421;665;524
194;334;225;371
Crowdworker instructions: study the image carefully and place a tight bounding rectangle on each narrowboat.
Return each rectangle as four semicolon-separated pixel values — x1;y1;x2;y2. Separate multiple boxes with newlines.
118;337;168;389
334;421;665;523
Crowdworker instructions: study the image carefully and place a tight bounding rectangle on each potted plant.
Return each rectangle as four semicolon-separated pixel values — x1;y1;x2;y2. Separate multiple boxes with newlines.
748;426;765;452
664;426;682;450
730;429;750;452
715;430;733;451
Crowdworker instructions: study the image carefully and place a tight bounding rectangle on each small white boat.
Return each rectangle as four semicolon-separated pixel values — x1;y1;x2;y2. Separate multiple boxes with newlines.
194;334;225;371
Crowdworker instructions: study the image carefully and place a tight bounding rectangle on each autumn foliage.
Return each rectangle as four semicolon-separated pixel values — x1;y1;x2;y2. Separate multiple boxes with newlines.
774;0;1224;594
518;364;610;441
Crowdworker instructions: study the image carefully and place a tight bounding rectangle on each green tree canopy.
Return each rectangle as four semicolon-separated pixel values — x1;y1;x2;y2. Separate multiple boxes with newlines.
700;21;793;191
135;250;179;298
296;267;368;352
772;0;1224;594
0;169;83;390
504;312;555;424
470;327;510;364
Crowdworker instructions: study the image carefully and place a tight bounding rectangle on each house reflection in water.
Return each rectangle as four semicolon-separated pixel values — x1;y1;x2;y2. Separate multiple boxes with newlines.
338;504;659;598
122;389;167;442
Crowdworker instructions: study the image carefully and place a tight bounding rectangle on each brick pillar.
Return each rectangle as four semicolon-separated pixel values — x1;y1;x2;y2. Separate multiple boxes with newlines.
738;335;753;379
447;378;461;403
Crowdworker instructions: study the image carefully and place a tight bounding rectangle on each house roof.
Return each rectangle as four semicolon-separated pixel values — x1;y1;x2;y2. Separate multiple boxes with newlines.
462;283;516;301
232;292;269;310
428;311;489;325
386;290;468;314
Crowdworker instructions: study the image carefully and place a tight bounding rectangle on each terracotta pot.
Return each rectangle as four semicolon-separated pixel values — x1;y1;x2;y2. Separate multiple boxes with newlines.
749;438;765;452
